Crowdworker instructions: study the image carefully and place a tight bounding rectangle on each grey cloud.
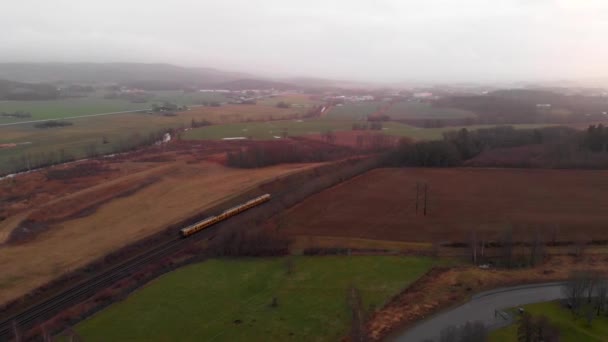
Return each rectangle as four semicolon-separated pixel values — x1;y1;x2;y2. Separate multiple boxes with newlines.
1;0;607;83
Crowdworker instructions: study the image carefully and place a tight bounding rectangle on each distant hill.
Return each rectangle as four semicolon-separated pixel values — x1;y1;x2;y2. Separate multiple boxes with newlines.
213;78;297;90
0;62;375;92
435;88;608;125
284;77;378;90
0;63;252;89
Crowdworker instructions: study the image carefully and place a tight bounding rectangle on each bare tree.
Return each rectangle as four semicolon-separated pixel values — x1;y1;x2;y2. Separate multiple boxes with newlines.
439;325;459;342
518;314;560;342
595;277;608;316
517;313;534;342
535;316;560;342
572;235;588;260
501;227;514;268
431;239;440;259
550;224;560;246
479;233;486;261
469;230;478;265
585;305;595;326
563;271;590;317
440;321;486;342
584;272;598;304
459;321;486;342
529;229;545;267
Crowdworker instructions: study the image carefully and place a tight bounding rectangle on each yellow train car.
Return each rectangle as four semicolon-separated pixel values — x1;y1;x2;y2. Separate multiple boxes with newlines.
180;194;271;237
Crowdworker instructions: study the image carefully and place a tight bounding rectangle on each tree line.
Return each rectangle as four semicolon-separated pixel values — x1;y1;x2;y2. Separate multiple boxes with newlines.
0;79;59;100
563;270;608;324
517;314;560;342
582;124;608;152
390;125;608;168
1;111;32;118
4;128;173;176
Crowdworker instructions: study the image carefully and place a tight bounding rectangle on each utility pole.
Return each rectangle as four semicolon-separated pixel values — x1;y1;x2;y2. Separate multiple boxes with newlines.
415;182;420;214
423;183;428;216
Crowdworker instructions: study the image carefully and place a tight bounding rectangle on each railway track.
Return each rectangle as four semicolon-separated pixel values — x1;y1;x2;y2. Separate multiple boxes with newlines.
0;192;272;341
0;236;190;341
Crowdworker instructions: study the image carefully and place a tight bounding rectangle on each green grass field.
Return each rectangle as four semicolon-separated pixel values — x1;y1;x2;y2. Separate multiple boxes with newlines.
183;119;558;142
256;95;322;108
0;91;227;123
183;119;358;140
489;301;608;341
0;112;187;174
0;96;312;174
386;102;476;120
325;102;384;120
76;256;434;342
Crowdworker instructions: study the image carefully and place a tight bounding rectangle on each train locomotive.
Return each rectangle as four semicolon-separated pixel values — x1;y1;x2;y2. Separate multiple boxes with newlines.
180;194;271;237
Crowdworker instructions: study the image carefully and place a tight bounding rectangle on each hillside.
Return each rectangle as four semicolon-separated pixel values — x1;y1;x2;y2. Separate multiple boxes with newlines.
213;78;297;90
435;89;608;124
0;63;252;88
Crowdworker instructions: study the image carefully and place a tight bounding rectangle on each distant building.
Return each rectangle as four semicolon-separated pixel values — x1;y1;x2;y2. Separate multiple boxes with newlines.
413;92;433;99
199;89;231;93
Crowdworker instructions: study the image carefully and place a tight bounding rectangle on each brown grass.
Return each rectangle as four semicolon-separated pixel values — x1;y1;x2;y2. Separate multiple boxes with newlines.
0;158;317;305
274;167;608;244
180;104;304;124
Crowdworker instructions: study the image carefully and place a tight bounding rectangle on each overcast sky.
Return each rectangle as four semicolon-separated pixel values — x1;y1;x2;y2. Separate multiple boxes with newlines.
2;0;607;83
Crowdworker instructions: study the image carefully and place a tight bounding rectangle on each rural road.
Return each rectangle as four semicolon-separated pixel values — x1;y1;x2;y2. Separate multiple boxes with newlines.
389;282;566;342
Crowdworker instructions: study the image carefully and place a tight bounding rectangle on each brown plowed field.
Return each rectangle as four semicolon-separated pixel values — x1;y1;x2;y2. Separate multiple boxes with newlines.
274;168;608;244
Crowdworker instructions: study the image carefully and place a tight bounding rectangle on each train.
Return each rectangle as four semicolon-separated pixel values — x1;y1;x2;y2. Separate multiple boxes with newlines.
180;194;271;237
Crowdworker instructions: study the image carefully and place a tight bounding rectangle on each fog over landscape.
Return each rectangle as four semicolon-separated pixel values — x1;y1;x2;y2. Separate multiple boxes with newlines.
5;2;608;342
2;0;608;84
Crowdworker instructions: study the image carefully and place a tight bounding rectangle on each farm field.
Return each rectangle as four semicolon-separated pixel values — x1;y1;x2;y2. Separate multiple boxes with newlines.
489;301;608;341
183;119;358;140
0;91;228;123
183;119;561;143
182;102;306;123
324;102;385;120
75;256;435;342
270;168;608;245
0;112;180;174
0;100;307;174
0;154;318;305
386;102;476;120
256;94;322;108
